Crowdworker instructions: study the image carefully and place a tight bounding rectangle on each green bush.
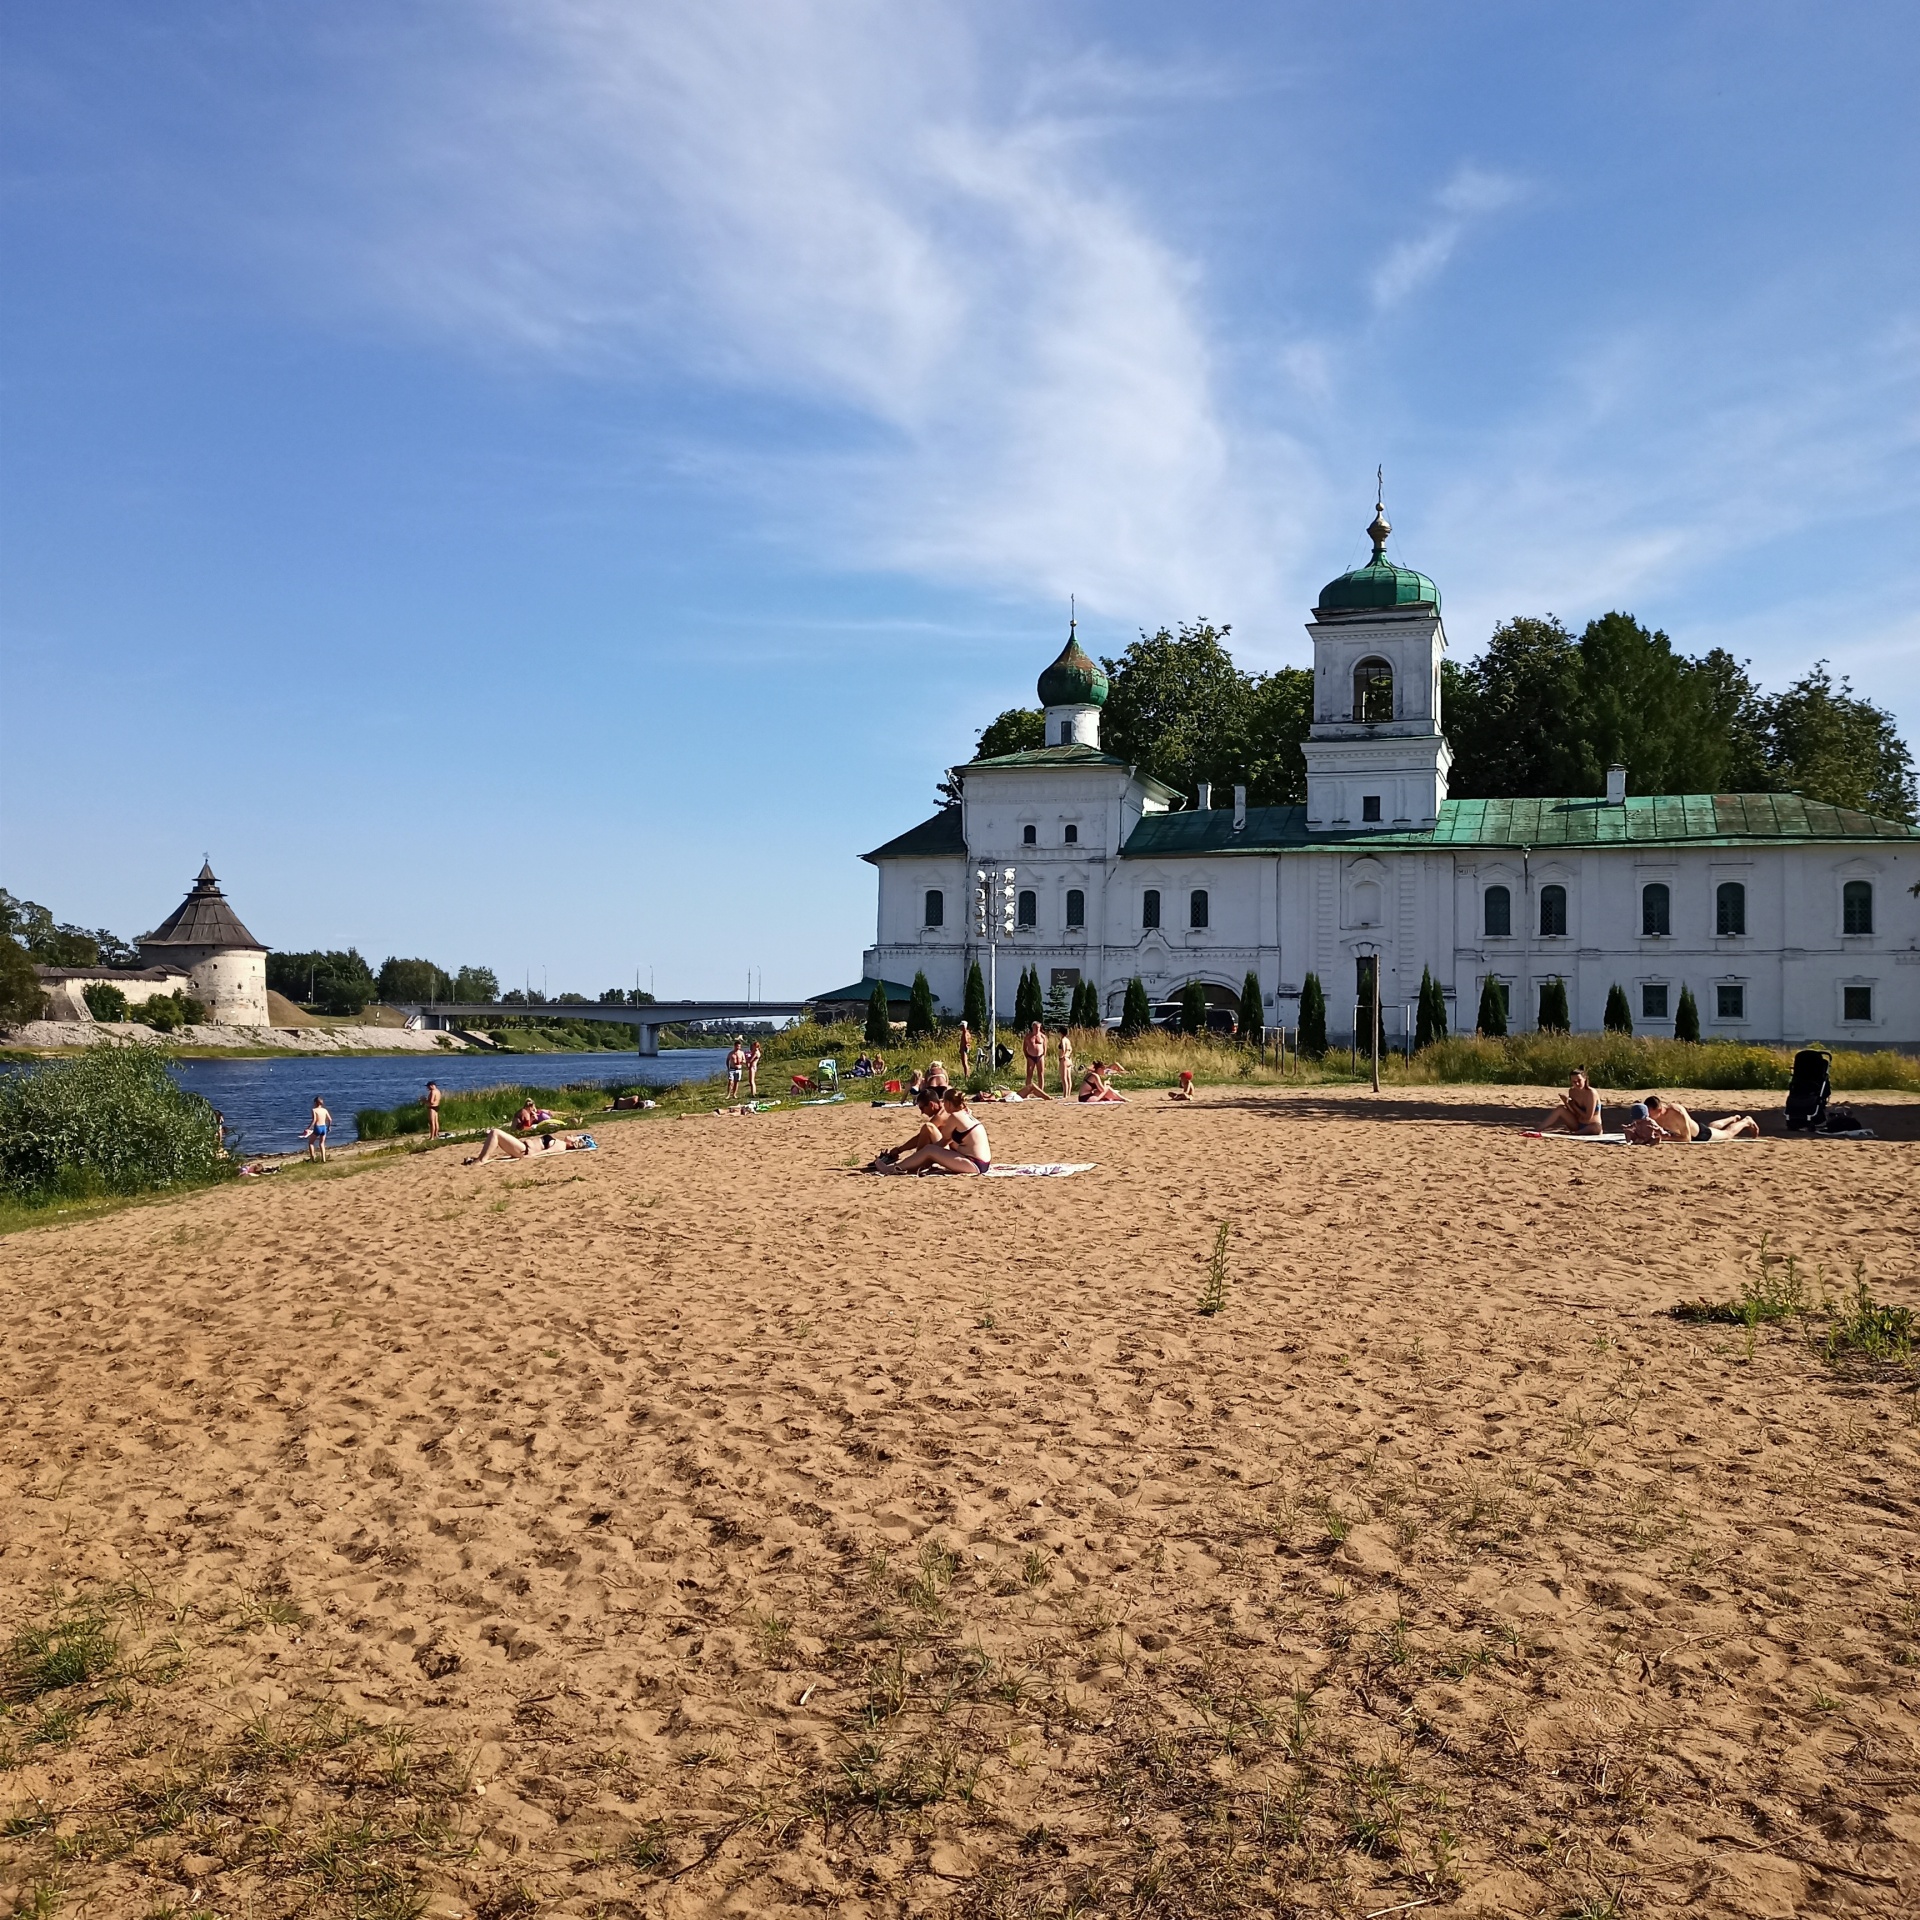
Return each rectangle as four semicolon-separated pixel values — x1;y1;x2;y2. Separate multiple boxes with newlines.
135;991;208;1032
1476;976;1508;1038
1675;983;1701;1043
1603;983;1632;1034
1120;977;1152;1038
83;981;129;1023
865;979;892;1046
906;971;936;1040
356;1078;646;1140
1537;977;1570;1034
1406;1032;1920;1092
963;962;988;1036
1179;980;1208;1036
1297;973;1327;1057
0;935;45;1026
0;1046;228;1205
1413;966;1446;1050
1239;969;1264;1045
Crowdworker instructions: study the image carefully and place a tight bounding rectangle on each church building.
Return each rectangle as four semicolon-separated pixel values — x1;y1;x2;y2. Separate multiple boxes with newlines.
861;509;1919;1047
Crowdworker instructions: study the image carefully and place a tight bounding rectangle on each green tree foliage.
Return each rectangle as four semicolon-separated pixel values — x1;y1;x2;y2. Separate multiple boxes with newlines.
0;1045;229;1205
1042;977;1071;1029
1763;663;1917;822
1071;979;1102;1028
137;991;208;1032
1120;976;1153;1038
377;957;453;1004
599;986;656;1005
452;965;500;1003
1238;969;1264;1045
83;982;129;1022
906;970;937;1039
1015;965;1043;1028
1476;976;1508;1038
267;949;378;1016
0;888;134;967
1537;977;1570;1033
975;709;1046;759
865;979;892;1046
0;934;46;1025
963;961;988;1035
1675;983;1701;1044
1178;980;1208;1036
1297;973;1327;1057
1603;983;1633;1034
1414;967;1447;1050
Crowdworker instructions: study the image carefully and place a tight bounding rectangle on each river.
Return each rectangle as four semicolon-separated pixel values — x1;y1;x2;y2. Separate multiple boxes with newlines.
161;1048;731;1153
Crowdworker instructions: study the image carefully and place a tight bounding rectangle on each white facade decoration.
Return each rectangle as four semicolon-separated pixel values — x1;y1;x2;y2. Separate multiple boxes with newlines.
860;530;1920;1047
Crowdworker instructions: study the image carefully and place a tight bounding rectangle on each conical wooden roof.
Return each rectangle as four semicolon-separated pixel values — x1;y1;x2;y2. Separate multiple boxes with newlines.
140;862;265;952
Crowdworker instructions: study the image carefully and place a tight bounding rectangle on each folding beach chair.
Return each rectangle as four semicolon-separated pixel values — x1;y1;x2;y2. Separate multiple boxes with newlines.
790;1072;816;1095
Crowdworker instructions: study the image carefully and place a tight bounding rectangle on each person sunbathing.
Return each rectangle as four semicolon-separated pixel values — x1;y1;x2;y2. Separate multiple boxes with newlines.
874;1089;991;1174
465;1128;596;1164
864;1090;945;1170
1079;1062;1126;1103
1540;1068;1603;1135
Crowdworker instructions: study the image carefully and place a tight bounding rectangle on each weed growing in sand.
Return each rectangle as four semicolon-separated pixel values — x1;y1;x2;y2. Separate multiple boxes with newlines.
1820;1266;1914;1369
753;1613;794;1666
1198;1221;1232;1316
2;1596;121;1702
1672;1237;1807;1329
1020;1549;1052;1592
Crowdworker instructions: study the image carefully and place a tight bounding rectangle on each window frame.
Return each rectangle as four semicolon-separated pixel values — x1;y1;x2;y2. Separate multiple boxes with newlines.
1640;981;1669;1021
1351;656;1394;723
1842;879;1874;935
1142;888;1161;930
1065;888;1085;929
1539;882;1568;938
1361;794;1382;822
1641;881;1670;938
1483;884;1512;939
1715;880;1747;938
1016;889;1037;929
1188;888;1209;930
1714;980;1746;1022
1022;824;1037;846
922;888;944;928
1063;823;1078;845
1842;983;1874;1023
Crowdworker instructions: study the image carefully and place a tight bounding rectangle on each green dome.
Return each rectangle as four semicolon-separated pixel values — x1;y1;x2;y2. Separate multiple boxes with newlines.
1316;501;1439;613
1037;622;1109;707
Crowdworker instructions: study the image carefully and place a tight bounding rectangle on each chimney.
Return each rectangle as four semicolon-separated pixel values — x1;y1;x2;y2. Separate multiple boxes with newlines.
1233;784;1247;829
1196;780;1213;812
1606;764;1627;806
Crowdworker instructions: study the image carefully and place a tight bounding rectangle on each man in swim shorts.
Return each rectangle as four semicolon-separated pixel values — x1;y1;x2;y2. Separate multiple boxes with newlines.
305;1096;331;1161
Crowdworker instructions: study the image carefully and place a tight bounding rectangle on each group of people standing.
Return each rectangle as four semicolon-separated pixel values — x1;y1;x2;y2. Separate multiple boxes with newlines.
725;1036;764;1099
1015;1019;1127;1103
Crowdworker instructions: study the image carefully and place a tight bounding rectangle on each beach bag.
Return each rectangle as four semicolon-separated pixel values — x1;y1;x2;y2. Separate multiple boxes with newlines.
1784;1049;1831;1132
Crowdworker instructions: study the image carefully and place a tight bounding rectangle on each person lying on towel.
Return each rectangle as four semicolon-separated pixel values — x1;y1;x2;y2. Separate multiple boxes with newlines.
1638;1095;1760;1142
1538;1068;1603;1135
465;1128;596;1164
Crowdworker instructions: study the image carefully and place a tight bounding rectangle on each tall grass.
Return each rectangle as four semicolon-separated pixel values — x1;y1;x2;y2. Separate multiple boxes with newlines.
1403;1032;1920;1092
0;1045;229;1205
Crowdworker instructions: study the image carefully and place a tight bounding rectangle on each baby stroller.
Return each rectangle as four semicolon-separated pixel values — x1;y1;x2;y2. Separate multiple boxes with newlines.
1784;1048;1831;1132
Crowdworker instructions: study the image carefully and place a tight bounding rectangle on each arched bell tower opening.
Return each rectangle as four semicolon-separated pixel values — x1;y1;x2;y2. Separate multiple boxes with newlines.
1301;494;1451;830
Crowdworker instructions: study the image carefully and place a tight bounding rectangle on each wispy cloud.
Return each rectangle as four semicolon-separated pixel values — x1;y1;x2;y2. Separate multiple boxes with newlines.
1369;163;1528;308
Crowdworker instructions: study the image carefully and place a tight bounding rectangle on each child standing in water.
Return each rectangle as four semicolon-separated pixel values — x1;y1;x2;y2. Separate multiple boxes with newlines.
305;1096;332;1161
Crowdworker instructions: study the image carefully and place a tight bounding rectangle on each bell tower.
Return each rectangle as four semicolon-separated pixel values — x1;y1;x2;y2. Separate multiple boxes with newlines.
1300;495;1451;829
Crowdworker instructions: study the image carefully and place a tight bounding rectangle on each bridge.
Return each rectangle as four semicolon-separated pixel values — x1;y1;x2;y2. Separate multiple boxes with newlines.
394;1000;814;1057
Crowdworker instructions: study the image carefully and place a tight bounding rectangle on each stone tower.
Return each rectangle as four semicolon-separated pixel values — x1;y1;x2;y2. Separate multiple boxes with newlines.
138;863;270;1025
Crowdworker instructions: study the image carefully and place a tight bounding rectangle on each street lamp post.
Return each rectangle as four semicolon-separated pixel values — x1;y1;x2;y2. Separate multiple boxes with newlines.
976;866;1016;1081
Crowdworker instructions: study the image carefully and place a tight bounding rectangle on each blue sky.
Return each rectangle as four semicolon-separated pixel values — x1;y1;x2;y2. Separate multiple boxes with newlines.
4;1;1916;996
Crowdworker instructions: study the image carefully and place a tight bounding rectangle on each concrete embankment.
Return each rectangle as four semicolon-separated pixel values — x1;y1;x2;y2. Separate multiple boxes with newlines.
1;1020;475;1055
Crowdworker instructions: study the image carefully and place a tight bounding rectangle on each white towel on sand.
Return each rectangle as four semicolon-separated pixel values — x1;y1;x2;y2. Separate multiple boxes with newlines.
985;1162;1096;1178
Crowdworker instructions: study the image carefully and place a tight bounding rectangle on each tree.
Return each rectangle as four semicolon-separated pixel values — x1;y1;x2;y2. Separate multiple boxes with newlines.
866;979;892;1046
1763;663;1916;822
1476;977;1508;1038
1238;969;1264;1046
84;981;129;1022
1603;983;1632;1034
1443;618;1584;798
0;889;126;967
377;957;453;1004
1675;983;1701;1044
0;934;45;1025
1100;621;1249;803
907;970;937;1039
1075;979;1102;1029
974;708;1046;760
452;965;500;1003
1179;981;1208;1036
1043;977;1071;1029
1297;973;1327;1057
268;948;377;1014
1120;977;1153;1038
1537;977;1570;1033
963;961;987;1035
1414;967;1447;1050
1015;965;1043;1027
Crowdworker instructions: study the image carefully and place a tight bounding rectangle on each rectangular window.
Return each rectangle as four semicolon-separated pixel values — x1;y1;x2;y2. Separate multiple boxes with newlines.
1065;888;1085;927
1843;880;1873;934
1189;889;1209;929
1017;889;1037;928
1361;795;1382;822
1142;888;1161;929
1715;983;1745;1020
1539;883;1567;937
1641;882;1670;937
1716;880;1746;936
923;889;943;927
1843;985;1873;1022
1642;983;1669;1020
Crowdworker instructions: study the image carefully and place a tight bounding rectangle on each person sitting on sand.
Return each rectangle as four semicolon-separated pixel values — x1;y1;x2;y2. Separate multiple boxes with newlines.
1079;1061;1126;1103
1168;1069;1197;1103
1021;1021;1052;1098
464;1128;596;1164
851;1053;873;1078
864;1089;946;1171
874;1088;991;1175
1540;1068;1603;1135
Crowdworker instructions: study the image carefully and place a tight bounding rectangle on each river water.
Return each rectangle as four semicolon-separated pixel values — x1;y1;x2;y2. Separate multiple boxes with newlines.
161;1048;732;1153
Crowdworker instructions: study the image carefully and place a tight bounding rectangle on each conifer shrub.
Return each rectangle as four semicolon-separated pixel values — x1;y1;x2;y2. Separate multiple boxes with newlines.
1015;966;1043;1028
866;979;892;1046
906;971;937;1040
0;1045;229;1205
1414;966;1447;1050
1239;969;1264;1045
1476;976;1508;1037
963;962;988;1036
1179;980;1208;1036
1297;972;1327;1056
1537;977;1570;1033
1675;983;1701;1043
1120;977;1153;1037
1603;983;1633;1034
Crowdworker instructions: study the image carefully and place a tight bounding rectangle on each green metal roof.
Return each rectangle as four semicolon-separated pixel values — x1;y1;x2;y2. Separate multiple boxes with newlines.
1036;625;1110;707
1315;555;1440;615
968;741;1131;771
1121;792;1919;857
862;809;967;862
810;977;916;1004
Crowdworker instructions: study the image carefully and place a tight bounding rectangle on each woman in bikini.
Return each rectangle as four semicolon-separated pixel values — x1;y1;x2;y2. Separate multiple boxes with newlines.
873;1089;991;1174
1078;1061;1126;1103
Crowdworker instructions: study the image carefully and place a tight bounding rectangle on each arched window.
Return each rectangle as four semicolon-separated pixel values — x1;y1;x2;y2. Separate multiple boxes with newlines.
1484;885;1511;937
1058;719;1073;745
1716;881;1746;937
1189;889;1209;929
1022;824;1036;846
1065;888;1085;928
1540;884;1568;937
1843;879;1874;934
1642;882;1670;937
923;889;943;927
1064;823;1078;844
1352;657;1394;723
1142;888;1161;929
1017;889;1037;928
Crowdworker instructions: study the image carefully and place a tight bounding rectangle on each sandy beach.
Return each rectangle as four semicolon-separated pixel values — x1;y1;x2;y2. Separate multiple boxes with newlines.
1;1086;1915;1918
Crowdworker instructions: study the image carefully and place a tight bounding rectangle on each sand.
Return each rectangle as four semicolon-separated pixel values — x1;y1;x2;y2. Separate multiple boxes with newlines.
1;1086;1915;1919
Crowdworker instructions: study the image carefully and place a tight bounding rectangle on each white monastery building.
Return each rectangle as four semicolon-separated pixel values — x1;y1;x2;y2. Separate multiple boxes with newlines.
861;511;1920;1046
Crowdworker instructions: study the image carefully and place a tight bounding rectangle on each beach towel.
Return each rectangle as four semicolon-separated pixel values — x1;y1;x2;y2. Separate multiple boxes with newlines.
802;1094;847;1105
984;1162;1096;1178
1524;1131;1626;1144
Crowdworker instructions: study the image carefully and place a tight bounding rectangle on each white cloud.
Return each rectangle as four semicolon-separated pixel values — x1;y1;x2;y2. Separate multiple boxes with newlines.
1369;163;1527;308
